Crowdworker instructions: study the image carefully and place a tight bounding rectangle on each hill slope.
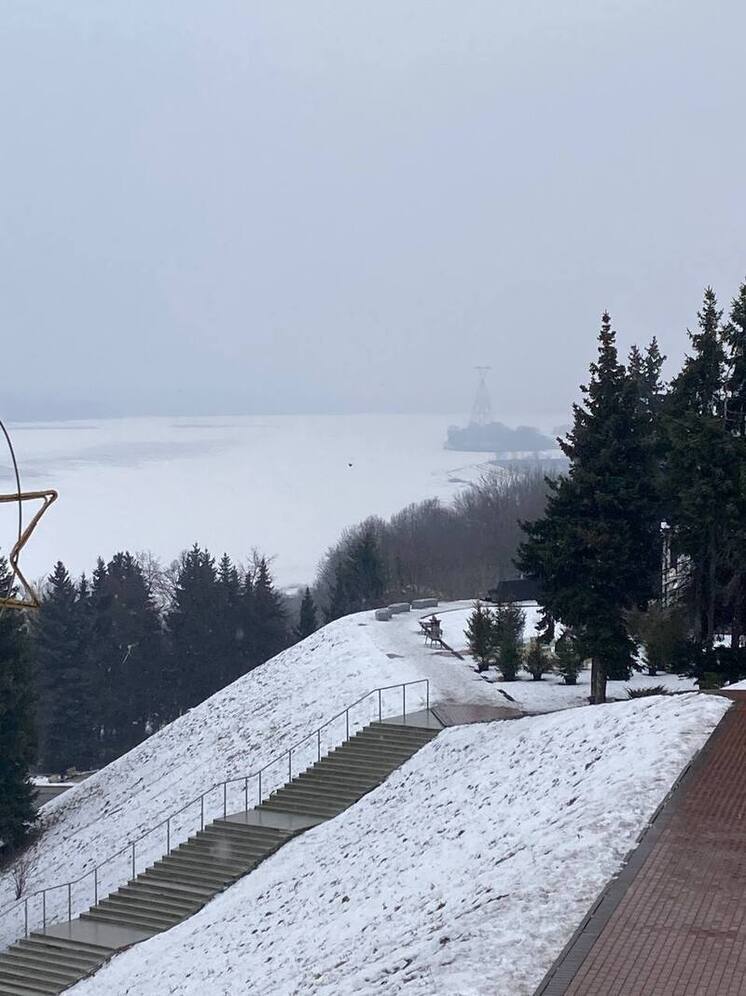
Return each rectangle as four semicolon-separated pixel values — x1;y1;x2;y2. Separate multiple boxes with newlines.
69;694;728;995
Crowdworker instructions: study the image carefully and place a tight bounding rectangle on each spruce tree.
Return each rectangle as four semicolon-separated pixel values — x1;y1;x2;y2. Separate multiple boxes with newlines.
33;562;93;773
465;601;494;672
0;558;37;849
554;630;585;685
215;553;243;684
722;280;746;647
493;603;524;681
252;558;289;665
523;638;553;681
166;545;220;713
296;587;318;641
517;313;661;702
664;288;731;647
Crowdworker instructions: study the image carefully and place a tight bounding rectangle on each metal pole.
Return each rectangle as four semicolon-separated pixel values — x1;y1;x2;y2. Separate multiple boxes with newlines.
258;770;262;805
378;688;382;721
67;883;72;922
24;899;28;937
244;777;248;814
94;867;98;905
223;782;227;818
42;891;46;931
345;708;349;740
288;750;292;783
426;679;430;711
402;684;406;722
131;842;136;879
317;728;321;762
167;818;171;853
200;794;204;831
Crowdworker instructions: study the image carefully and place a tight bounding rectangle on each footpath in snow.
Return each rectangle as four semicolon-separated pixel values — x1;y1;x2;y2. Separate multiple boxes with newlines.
70;694;729;996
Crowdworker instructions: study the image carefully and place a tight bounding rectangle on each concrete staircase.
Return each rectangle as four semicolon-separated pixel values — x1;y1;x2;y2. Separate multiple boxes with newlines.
0;719;439;995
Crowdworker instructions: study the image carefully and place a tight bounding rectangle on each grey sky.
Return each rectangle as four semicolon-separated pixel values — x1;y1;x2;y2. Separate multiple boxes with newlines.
1;1;744;420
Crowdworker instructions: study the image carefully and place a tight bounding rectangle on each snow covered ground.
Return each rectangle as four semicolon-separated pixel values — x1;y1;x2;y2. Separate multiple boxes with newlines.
0;601;721;993
69;694;729;996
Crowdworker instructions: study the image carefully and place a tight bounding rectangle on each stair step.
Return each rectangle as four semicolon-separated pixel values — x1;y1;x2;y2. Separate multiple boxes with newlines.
368;722;438;739
0;981;64;996
94;900;183;929
81;908;173;933
332;743;419;762
0;951;84;985
182;837;270;861
316;754;396;772
152;857;236;886
273;782;361;803
16;940;102;971
145;865;229;892
129;873;215;900
260;798;346;818
206;822;289;843
115;885;200;914
0;957;79;990
27;934;114;960
9;945;99;979
160;849;249;876
0;975;60;996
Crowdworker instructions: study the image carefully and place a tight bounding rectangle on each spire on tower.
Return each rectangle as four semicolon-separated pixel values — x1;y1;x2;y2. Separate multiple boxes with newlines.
470;366;492;426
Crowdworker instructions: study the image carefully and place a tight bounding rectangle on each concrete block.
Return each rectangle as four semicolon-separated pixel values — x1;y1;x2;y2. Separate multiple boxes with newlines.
411;598;439;609
388;603;411;614
375;608;393;621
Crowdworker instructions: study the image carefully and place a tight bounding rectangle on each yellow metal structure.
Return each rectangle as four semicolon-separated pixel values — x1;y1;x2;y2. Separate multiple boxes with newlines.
0;489;58;609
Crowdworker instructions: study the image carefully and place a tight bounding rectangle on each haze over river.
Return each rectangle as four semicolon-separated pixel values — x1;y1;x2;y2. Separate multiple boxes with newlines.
0;413;561;589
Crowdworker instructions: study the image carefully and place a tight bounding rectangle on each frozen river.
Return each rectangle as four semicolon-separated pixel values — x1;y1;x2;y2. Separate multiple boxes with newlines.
0;414;504;588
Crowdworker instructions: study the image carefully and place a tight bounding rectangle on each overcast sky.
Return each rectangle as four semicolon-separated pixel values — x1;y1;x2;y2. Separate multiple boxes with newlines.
1;1;744;420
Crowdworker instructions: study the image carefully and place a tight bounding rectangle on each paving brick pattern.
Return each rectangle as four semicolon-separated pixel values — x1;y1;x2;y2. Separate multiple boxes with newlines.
549;693;746;996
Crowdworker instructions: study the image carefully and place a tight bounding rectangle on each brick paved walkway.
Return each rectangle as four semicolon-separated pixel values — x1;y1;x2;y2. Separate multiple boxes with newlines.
537;693;746;996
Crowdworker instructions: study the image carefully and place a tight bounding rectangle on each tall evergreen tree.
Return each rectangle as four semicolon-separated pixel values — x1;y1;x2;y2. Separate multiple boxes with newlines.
465;601;494;672
722;279;746;646
517;313;661;702
33;562;94;773
0;558;37;849
296;587;318;641
664;288;732;647
91;552;165;760
251;558;288;665
215;553;244;685
166;545;220;713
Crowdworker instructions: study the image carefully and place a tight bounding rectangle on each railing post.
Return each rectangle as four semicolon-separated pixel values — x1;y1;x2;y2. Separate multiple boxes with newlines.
426;679;430;711
402;684;406;722
346;708;349;740
378;688;382;721
167;817;171;853
67;883;72;922
24;899;28;938
42;890;46;931
317;728;321;762
223;782;227;818
94;867;98;905
288;750;292;783
258;770;262;805
200;794;205;831
244;777;248;814
131;842;136;879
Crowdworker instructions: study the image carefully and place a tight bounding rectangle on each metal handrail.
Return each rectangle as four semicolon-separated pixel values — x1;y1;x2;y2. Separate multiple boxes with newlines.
0;678;429;944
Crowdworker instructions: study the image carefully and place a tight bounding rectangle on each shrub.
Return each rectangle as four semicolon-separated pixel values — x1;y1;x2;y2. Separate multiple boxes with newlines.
493;603;525;681
523;639;554;681
554;630;585;685
465;601;494;673
626;685;668;698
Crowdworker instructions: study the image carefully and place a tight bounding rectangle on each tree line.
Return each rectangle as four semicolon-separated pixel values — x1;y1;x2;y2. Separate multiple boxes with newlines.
517;279;746;702
314;470;550;618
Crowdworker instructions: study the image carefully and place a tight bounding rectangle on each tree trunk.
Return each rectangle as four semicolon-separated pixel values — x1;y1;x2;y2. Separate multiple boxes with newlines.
590;656;607;704
706;533;717;648
731;573;744;650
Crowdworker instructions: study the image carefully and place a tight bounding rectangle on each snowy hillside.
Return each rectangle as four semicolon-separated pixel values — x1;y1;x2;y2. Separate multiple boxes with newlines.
70;694;729;996
0;601;699;947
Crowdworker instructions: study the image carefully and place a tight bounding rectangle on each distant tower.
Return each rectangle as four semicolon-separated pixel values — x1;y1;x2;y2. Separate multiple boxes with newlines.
469;366;493;426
